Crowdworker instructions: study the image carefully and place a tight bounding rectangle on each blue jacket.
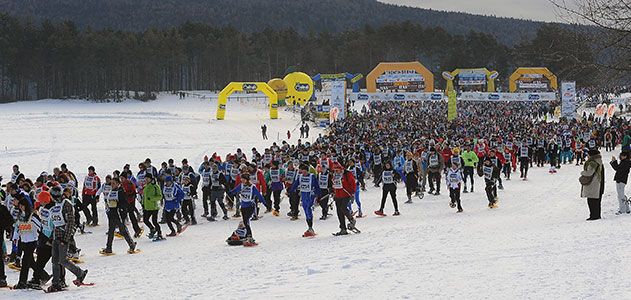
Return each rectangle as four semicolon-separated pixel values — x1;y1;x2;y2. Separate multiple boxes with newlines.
162;183;184;211
289;173;320;202
229;184;264;208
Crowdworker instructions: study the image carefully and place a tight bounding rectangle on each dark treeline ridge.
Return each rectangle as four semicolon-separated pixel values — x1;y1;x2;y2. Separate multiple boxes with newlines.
0;13;598;102
0;0;567;46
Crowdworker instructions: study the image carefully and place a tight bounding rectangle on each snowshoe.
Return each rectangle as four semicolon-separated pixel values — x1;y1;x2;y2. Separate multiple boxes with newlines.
207;216;216;222
290;215;299;221
12;282;28;289
147;230;156;239
201;212;209;218
127;249;142;254
243;238;258;247
99;249;114;256
449;202;456;208
332;230;349;236
319;215;327;220
45;284;65;293
153;235;166;242
463;187;468;193
302;229;316;238
222;215;230;221
272;210;280;217
73;270;88;287
393;211;400;216
374;210;386;216
457;208;463;213
166;231;177;237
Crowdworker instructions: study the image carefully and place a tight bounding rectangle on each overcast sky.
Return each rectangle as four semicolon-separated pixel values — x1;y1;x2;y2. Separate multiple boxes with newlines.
379;0;577;23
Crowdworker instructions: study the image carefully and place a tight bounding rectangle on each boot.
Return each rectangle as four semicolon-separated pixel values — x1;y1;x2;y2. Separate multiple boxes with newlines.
393;211;400;216
333;229;349;236
147;229;156;239
73;269;88;286
374;210;386;216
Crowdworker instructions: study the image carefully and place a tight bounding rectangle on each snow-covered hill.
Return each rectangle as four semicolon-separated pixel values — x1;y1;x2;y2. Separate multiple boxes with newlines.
0;94;629;299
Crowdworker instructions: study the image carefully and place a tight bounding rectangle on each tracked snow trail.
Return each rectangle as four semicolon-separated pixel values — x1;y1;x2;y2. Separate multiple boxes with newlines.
0;95;630;299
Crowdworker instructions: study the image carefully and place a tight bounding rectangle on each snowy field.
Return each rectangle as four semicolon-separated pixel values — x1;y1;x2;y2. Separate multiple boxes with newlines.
1;94;630;299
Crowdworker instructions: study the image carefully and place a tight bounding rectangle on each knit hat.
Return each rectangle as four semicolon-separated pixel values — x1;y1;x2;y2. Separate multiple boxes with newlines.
38;191;52;205
165;176;174;182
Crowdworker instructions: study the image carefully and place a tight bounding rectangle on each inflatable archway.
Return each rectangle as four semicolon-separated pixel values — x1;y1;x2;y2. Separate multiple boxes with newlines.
366;62;434;93
509;67;558;92
283;72;313;106
267;78;287;106
312;73;363;92
442;68;498;93
216;82;278;120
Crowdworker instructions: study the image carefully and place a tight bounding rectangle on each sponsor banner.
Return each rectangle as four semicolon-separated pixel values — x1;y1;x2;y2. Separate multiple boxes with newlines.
330;81;346;121
518;82;548;89
376;70;425;92
458;71;487;86
350;92;444;102
447;90;457;121
459;92;557;102
561;81;576;119
320;73;347;81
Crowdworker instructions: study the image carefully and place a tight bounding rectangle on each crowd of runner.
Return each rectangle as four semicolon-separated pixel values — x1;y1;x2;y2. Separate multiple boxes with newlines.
1;100;630;292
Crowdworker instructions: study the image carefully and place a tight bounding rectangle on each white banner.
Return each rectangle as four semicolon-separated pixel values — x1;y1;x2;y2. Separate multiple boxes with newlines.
350;92;444;102
350;92;557;102
330;81;346;121
459;92;557;102
561;81;576;119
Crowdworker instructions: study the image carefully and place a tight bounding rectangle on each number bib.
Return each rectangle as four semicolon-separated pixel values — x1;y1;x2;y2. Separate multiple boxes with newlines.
202;171;211;186
285;170;296;183
448;172;460;184
299;175;312;193
404;160;413;173
483;166;493;180
382;171;394;184
107;190;119;208
504;153;511;161
318;173;329;189
163;186;175;201
84;176;95;189
50;203;66;227
211;173;221;187
429;155;439;167
374;155;382;165
520;147;529;157
240;185;253;201
270;170;280;183
332;174;343;189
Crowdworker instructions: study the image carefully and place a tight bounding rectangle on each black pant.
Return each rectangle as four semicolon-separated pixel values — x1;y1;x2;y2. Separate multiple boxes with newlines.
587;197;602;219
126;201;141;235
272;190;282;211
380;184;398;212
373;165;382;185
520;157;529;177
241;206;255;237
485;181;497;203
463;166;474;188
405;173;417;197
289;191;300;216
74;197;91;227
334;197;355;230
165;210;181;233
18;241;36;284
201;186;211;215
143;210;161;235
32;241;52;283
449;187;462;210
182;199;195;223
210;189;227;217
106;209;134;250
428;171;441;193
0;229;5;281
82;194;98;224
319;190;329;217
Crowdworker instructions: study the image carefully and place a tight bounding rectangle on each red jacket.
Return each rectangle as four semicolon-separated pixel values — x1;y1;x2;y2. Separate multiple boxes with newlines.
333;170;356;199
121;180;137;204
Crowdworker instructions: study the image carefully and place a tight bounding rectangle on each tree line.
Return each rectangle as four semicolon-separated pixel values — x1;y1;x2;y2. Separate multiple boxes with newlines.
0;14;599;102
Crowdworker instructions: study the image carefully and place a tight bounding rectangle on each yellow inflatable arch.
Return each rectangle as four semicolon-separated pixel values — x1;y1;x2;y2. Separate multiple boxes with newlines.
366;61;434;93
442;68;498;93
216;82;278;120
509;67;558;92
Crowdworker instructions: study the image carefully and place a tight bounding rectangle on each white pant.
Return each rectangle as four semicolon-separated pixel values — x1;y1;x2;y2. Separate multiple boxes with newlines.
617;182;629;213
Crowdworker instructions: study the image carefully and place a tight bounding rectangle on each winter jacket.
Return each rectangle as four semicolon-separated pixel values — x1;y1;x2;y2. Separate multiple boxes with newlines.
611;158;631;184
0;204;13;232
580;155;605;199
461;150;479;168
333;170;357;199
143;182;162;211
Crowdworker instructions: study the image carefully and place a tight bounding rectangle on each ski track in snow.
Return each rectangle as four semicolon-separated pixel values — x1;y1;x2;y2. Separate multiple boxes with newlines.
0;94;630;299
